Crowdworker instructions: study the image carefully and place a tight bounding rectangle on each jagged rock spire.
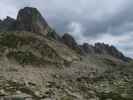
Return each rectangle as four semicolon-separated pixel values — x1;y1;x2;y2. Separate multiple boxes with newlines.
16;7;49;35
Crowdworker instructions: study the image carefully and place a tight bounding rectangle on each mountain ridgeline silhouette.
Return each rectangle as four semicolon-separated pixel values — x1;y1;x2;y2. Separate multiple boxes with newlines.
0;7;131;62
0;7;132;100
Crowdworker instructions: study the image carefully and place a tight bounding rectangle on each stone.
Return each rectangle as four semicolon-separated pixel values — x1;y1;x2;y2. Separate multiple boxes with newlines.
0;89;6;95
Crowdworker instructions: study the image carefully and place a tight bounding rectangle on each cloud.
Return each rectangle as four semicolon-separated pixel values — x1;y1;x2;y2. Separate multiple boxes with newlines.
0;0;133;57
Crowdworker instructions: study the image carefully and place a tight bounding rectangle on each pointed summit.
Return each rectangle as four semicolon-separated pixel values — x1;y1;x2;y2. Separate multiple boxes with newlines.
16;7;49;35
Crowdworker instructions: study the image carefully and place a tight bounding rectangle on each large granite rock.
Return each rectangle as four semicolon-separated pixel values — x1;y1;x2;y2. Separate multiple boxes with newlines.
16;7;49;35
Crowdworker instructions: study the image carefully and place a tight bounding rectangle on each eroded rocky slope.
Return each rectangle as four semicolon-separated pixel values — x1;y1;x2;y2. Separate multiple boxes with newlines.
0;7;132;100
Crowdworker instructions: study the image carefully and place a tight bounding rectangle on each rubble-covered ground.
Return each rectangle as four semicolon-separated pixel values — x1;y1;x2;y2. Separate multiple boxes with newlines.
0;31;132;100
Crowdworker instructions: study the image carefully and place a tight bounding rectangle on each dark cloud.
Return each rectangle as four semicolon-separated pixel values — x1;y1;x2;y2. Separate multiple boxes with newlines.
0;0;133;57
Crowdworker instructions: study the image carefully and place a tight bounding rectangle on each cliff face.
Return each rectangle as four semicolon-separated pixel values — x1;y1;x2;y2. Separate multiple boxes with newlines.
0;7;132;100
0;7;50;36
16;7;49;35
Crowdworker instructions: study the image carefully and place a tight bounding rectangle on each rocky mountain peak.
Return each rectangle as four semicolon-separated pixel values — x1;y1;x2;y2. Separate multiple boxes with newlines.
62;33;78;49
16;7;49;35
94;43;121;55
61;33;131;62
81;43;95;54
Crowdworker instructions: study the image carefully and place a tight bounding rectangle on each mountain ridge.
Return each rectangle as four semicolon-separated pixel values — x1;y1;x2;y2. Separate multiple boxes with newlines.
0;7;132;100
0;7;131;62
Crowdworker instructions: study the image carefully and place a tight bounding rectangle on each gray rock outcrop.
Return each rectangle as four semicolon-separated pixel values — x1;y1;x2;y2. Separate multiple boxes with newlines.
16;7;49;35
62;33;78;49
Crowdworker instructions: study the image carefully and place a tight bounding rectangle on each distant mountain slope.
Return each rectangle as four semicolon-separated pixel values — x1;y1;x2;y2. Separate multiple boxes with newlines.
0;7;132;100
62;33;131;62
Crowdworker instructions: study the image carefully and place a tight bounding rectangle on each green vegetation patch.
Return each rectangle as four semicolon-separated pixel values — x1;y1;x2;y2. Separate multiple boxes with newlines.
6;51;44;65
101;58;117;66
47;28;57;38
98;92;133;100
128;61;133;67
0;33;36;48
31;8;39;22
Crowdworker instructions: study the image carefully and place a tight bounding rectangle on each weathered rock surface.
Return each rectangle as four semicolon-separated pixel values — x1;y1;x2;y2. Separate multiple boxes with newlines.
80;42;130;62
16;7;49;35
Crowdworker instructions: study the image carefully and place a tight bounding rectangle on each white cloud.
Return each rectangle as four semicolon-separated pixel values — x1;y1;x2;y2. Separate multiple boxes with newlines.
68;22;83;42
0;1;17;19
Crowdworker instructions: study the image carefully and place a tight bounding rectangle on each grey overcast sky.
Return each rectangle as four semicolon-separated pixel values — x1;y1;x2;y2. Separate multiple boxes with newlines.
0;0;133;57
